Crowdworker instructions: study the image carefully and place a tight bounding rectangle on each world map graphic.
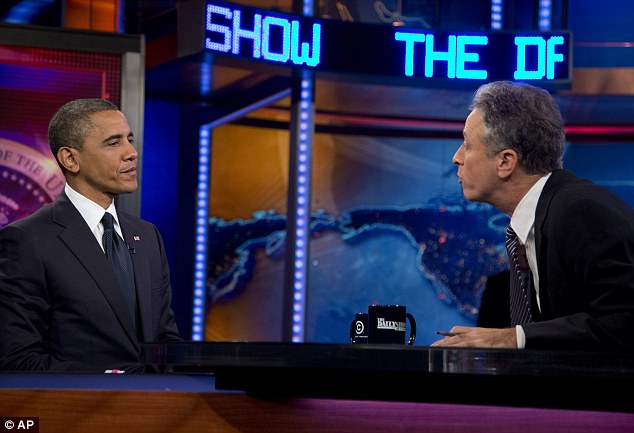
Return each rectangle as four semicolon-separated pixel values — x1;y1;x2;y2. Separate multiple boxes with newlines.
206;194;510;346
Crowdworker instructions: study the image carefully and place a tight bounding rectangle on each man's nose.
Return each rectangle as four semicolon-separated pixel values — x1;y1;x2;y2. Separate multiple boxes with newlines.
452;147;462;165
124;140;138;160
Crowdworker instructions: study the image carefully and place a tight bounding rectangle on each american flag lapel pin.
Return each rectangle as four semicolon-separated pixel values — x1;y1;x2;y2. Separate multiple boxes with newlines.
133;235;140;241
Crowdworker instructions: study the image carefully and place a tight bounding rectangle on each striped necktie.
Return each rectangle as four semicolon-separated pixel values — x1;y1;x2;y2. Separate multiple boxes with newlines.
102;212;138;330
505;225;533;325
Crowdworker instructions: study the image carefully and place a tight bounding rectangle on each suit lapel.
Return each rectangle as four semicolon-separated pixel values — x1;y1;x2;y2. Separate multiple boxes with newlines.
534;169;575;318
52;194;139;346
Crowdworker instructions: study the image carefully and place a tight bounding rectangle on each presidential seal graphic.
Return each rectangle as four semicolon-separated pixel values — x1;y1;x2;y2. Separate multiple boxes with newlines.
0;138;65;228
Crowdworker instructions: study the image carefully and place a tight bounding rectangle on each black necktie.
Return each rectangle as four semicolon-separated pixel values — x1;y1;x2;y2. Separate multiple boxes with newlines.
505;226;534;325
102;212;138;330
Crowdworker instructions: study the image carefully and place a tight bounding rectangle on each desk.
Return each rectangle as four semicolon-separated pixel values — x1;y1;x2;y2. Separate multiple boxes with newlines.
142;342;634;412
2;343;634;433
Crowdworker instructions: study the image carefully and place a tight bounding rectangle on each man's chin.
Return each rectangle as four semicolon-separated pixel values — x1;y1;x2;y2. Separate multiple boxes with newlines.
461;189;477;202
116;181;138;195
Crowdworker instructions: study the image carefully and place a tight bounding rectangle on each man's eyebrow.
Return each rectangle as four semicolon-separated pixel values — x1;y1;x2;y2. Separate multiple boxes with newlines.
101;133;121;143
101;132;133;143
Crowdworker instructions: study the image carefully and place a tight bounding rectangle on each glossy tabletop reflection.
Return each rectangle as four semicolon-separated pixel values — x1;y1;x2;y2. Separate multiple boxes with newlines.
142;342;634;411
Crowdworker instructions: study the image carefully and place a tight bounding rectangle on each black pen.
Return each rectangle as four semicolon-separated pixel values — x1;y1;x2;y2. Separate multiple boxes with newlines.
435;331;462;337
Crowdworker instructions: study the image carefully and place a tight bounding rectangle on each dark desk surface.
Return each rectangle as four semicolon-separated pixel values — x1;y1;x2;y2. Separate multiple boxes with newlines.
142;342;634;412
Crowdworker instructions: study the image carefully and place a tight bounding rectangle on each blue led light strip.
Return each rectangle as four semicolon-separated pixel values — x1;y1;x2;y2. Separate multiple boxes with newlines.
191;126;211;341
289;0;314;343
539;0;552;31
491;0;503;30
290;71;314;342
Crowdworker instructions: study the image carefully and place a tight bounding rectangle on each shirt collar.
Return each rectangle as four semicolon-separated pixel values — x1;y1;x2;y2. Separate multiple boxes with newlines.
64;184;119;231
510;172;551;244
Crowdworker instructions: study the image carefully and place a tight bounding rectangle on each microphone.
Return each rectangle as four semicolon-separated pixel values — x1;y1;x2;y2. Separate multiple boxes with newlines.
127;243;136;254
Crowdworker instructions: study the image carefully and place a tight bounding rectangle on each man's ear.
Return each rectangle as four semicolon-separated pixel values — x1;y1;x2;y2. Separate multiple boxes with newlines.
57;147;80;174
497;148;519;180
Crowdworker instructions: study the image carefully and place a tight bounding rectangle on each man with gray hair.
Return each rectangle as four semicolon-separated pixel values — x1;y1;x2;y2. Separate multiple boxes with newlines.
433;81;634;351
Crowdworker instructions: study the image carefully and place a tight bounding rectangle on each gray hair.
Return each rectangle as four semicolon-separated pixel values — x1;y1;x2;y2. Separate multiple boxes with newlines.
48;98;119;167
470;81;565;174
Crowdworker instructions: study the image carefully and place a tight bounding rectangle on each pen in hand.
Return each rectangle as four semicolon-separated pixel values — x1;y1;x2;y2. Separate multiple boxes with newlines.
436;331;462;337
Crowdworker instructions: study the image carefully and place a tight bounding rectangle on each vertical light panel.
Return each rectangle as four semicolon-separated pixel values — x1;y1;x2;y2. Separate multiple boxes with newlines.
290;70;314;342
491;0;503;30
302;0;314;16
538;0;552;31
285;0;315;343
191;126;211;341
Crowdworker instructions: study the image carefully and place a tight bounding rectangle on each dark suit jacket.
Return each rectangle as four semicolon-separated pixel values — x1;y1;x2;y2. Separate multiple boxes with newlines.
0;192;181;372
477;270;510;328
522;169;634;351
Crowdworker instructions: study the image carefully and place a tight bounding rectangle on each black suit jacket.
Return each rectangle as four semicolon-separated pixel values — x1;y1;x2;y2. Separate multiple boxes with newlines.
522;169;634;351
0;192;181;372
477;270;510;328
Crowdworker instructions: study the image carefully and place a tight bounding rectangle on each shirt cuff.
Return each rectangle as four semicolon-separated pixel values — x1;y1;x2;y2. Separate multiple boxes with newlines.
515;325;526;349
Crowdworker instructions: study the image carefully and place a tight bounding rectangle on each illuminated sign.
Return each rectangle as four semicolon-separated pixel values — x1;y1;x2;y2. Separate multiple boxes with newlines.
204;1;572;88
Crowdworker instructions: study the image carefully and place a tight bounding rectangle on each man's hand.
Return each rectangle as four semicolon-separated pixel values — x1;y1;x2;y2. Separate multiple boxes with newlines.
431;326;518;348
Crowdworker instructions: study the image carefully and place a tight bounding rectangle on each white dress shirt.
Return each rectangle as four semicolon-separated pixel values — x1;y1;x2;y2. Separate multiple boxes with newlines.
508;172;551;348
64;184;122;252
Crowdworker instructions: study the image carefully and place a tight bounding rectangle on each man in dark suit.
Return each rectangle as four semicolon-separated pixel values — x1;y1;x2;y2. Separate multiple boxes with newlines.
433;81;634;351
0;99;181;372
